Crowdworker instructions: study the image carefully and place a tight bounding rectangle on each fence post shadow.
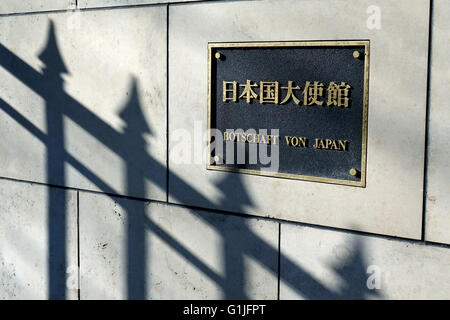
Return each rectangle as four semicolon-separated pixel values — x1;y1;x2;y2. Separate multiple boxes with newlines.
38;20;68;300
120;78;151;299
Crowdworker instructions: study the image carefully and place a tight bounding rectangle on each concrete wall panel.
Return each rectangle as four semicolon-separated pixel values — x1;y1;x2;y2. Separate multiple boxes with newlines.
0;6;167;201
79;192;279;299
280;223;450;299
425;0;450;245
168;0;429;239
0;1;75;15
0;179;77;299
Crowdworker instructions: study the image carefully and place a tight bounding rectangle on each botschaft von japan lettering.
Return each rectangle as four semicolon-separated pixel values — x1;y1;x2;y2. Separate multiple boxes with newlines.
223;131;348;151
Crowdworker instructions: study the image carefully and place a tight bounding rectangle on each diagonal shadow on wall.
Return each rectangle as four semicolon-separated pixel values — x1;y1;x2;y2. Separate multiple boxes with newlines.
0;20;381;300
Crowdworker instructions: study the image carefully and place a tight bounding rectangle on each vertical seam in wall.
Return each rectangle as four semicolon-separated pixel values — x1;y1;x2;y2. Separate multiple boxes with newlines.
77;191;80;300
421;0;434;242
277;223;281;300
166;3;170;203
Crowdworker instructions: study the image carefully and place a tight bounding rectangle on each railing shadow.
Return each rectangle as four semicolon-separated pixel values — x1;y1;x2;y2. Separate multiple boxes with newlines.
0;19;381;300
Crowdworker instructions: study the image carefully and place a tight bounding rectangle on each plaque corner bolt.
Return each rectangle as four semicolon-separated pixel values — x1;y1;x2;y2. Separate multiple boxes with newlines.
215;52;223;60
213;155;222;163
349;168;359;176
352;51;361;59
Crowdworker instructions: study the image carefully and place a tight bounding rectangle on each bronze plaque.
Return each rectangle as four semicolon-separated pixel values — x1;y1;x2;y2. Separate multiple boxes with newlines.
207;41;369;187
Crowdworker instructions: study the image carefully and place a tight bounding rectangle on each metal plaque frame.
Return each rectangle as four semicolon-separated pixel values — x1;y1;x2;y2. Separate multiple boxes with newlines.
206;40;370;187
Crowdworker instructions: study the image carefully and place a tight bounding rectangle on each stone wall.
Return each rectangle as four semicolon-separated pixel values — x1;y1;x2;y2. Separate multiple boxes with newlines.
0;0;448;299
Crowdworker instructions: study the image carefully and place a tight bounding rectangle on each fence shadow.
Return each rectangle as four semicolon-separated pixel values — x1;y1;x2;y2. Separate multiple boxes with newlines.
0;19;381;300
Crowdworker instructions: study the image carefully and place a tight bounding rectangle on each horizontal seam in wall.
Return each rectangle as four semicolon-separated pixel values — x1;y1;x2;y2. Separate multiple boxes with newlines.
0;0;256;17
1;175;449;249
0;9;72;17
0;2;164;17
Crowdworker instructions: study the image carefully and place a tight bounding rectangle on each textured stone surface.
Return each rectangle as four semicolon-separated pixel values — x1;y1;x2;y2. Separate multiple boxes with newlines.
168;0;429;239
425;0;450;245
78;0;204;9
280;223;450;300
79;192;279;299
0;179;77;299
0;1;75;14
0;7;167;201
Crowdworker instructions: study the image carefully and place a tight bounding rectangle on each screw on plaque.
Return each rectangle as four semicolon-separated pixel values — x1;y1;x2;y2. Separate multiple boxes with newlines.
215;52;224;60
349;168;360;177
352;50;362;59
213;155;222;163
